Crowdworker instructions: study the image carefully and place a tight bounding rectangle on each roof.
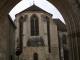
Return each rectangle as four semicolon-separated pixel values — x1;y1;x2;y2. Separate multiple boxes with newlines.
8;15;16;29
16;4;52;16
25;4;45;11
53;19;67;32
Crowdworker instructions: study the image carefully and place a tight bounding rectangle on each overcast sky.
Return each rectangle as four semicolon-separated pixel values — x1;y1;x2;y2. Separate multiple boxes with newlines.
9;0;65;23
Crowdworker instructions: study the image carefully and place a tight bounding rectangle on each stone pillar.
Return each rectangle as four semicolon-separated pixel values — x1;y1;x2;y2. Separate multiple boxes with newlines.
68;33;80;60
23;22;27;59
58;31;64;60
43;21;49;58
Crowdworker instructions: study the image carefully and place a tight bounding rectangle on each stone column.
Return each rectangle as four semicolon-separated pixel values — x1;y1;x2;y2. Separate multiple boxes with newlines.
43;21;49;57
68;33;80;60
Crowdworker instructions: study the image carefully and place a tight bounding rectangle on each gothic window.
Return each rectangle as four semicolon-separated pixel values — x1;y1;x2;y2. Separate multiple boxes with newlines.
19;16;23;21
19;16;23;53
31;14;39;36
62;35;67;44
33;53;38;60
46;16;51;53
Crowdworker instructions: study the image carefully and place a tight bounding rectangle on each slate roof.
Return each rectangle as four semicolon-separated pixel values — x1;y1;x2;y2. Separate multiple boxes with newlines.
53;19;67;32
16;4;52;16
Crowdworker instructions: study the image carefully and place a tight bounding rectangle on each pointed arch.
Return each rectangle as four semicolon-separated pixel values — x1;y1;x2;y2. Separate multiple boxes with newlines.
19;16;23;53
46;16;51;53
19;16;23;21
46;16;50;22
33;53;38;60
30;14;39;36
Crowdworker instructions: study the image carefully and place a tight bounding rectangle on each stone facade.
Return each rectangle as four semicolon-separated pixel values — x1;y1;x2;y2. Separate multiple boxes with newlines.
14;5;59;60
54;19;69;60
0;15;16;60
59;31;69;60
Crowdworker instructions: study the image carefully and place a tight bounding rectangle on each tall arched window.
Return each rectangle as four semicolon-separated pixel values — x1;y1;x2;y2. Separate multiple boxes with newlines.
46;16;51;53
62;35;67;44
33;53;38;60
19;16;23;53
31;14;39;36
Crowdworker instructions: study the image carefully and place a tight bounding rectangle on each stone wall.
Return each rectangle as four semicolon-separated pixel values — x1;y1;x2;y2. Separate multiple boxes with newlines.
15;11;59;60
0;15;16;60
58;31;69;60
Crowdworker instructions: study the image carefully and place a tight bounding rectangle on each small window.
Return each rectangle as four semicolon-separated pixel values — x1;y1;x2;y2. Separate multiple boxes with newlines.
10;55;12;60
64;50;69;60
33;53;38;60
62;35;67;44
46;58;50;60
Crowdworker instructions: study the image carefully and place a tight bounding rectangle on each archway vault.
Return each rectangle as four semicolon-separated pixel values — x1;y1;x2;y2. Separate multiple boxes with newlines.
0;0;80;60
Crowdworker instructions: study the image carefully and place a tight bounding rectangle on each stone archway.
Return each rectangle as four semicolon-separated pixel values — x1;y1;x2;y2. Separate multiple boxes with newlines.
47;1;80;60
0;0;80;60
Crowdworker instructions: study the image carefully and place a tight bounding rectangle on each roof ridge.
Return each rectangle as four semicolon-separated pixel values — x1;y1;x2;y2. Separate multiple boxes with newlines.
15;4;52;16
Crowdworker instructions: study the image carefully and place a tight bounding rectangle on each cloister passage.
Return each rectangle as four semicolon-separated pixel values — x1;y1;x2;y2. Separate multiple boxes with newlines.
0;0;80;60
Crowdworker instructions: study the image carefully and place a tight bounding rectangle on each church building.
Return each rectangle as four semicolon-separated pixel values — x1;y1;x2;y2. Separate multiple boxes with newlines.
14;4;67;60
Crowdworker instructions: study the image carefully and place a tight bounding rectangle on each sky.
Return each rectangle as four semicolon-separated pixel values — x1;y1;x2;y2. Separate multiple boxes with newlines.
9;0;65;23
